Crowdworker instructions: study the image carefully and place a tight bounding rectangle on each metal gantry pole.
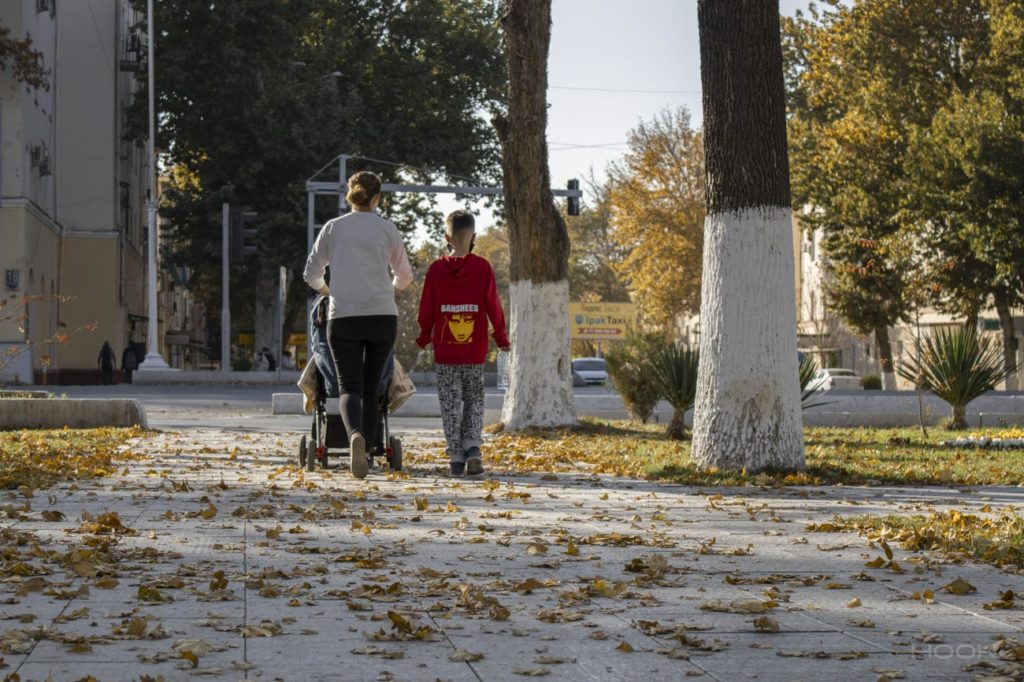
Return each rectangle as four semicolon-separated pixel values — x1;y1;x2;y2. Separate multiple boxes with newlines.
338;154;349;214
221;203;230;372
305;189;315;365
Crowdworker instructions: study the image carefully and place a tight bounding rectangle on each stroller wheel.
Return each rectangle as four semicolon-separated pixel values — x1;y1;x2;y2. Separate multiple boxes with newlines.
387;436;403;472
298;436;307;468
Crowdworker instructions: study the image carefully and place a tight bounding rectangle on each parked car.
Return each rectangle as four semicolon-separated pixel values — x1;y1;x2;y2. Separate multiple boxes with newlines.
571;357;608;386
807;367;862;392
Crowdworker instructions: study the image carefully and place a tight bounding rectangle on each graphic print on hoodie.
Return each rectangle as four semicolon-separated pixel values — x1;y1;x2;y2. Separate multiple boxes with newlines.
442;304;479;345
416;253;508;365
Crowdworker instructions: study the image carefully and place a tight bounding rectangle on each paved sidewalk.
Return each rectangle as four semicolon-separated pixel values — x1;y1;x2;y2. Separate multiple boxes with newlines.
2;426;1022;681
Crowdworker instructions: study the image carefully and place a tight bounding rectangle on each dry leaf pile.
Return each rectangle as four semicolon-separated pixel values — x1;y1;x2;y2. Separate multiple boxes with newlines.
810;509;1024;571
0;427;144;490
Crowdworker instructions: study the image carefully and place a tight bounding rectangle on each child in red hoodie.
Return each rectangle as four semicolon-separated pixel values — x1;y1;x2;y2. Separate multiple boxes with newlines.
417;210;509;476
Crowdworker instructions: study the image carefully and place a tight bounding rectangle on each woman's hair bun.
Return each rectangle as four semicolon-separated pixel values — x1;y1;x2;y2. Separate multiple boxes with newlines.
346;171;382;208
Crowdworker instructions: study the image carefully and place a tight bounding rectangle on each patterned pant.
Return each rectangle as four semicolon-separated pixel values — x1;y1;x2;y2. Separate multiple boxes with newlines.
436;363;484;461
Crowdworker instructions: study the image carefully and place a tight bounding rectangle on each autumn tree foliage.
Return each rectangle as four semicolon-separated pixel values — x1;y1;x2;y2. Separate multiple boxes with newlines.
567;180;631;306
607;109;704;331
0;26;49;89
784;0;996;389
787;0;1024;389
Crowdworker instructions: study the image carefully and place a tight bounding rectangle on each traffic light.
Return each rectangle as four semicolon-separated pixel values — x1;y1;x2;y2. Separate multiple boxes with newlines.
566;178;580;216
230;208;259;262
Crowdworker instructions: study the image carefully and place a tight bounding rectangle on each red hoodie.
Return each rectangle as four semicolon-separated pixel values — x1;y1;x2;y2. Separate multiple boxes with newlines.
416;253;509;364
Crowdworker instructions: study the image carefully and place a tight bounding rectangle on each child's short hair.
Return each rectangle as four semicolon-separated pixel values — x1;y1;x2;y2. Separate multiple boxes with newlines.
445;210;475;238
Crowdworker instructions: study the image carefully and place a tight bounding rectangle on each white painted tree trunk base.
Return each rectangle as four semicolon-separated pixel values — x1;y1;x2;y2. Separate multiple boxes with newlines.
882;370;898;391
692;207;805;471
253;284;276;360
501;279;576;430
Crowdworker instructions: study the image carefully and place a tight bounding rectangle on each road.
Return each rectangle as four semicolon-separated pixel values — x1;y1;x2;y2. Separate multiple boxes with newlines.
54;384;618;432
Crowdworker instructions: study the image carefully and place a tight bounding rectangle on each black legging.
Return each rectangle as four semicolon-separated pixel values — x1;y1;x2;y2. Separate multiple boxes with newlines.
327;315;397;449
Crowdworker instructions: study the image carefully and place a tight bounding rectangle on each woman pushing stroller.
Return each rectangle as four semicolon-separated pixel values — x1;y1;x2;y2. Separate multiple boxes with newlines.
303;171;414;479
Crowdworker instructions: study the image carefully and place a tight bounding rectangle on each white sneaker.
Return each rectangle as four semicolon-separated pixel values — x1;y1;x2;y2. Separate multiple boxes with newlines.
349;432;368;479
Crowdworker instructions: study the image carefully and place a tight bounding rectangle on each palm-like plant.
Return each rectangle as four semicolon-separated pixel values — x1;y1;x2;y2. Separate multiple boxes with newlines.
640;340;699;440
898;326;1016;430
799;356;830;410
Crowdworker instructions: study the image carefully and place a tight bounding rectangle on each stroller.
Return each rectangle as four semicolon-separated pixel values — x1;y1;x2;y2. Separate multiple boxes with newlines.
297;295;403;473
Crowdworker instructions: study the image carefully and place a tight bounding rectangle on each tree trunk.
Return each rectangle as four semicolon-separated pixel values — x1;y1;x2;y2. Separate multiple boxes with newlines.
667;408;689;440
875;325;896;390
691;0;804;472
948;404;968;430
993;287;1018;391
252;264;278;365
495;0;575;429
964;308;979;332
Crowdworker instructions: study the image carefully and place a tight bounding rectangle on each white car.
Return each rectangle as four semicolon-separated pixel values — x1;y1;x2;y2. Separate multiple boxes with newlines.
808;367;862;391
571;357;608;386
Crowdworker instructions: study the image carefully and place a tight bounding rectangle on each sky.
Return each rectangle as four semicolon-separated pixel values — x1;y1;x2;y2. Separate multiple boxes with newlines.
546;0;813;198
429;0;815;236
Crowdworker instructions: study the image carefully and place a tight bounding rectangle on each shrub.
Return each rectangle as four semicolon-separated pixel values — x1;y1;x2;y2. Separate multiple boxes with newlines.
605;334;661;424
861;374;882;390
638;337;699;440
898;326;1016;430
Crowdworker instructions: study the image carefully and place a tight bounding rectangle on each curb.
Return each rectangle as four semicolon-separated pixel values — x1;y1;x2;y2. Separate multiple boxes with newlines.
0;399;149;430
134;370;302;385
271;392;676;422
272;391;1024;428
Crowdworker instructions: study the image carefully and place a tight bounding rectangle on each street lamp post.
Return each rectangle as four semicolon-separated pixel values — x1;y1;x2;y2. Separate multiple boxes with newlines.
138;0;172;371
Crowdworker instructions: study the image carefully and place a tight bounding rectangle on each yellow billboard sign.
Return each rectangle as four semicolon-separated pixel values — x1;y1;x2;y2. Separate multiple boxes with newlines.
569;302;638;340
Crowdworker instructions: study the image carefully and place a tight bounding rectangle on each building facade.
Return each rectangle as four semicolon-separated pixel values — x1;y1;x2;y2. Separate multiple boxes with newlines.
1;0;163;384
1;0;60;384
795;221;1024;390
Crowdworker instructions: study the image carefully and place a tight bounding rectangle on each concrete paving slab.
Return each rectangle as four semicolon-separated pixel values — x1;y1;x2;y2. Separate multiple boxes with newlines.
4;425;1023;681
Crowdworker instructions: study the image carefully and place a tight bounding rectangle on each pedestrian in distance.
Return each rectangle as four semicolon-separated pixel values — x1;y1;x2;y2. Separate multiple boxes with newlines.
121;345;137;384
416;209;509;477
98;341;116;385
303;171;414;479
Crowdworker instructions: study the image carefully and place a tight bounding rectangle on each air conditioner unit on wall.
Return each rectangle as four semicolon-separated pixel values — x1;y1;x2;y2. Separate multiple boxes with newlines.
31;144;52;176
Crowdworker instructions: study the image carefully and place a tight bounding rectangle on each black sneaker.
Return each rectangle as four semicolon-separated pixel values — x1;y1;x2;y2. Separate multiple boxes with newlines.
465;446;483;476
450;461;466;476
